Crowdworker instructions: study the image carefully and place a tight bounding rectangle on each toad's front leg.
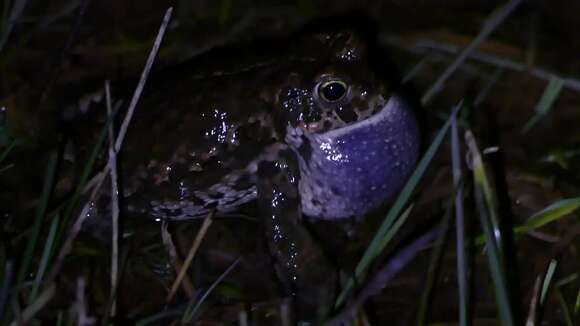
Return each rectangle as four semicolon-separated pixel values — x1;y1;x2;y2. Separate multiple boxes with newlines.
257;150;337;319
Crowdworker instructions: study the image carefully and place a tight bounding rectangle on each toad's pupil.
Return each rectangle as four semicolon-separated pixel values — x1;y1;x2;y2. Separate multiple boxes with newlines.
320;81;346;102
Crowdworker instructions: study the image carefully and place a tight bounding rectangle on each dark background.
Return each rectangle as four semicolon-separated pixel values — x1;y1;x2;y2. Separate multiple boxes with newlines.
1;1;579;325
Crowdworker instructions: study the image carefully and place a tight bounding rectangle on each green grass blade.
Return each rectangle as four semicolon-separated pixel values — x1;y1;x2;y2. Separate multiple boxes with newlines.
61;115;111;221
218;0;232;26
335;102;462;308
534;77;564;116
540;259;558;304
474;185;514;326
182;257;241;322
376;204;415;263
555;274;578;288
555;287;574;326
466;132;503;259
29;214;60;301
417;200;454;325
56;311;64;326
474;197;580;246
574;286;579;315
15;152;58;290
518;197;580;232
468;133;514;326
522;76;564;133
0;139;16;166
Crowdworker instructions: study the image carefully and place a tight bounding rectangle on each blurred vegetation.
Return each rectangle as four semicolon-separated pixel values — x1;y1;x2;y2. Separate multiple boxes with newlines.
1;0;579;325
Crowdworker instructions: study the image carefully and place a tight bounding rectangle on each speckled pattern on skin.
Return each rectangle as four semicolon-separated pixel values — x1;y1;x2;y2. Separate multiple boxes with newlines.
73;29;420;222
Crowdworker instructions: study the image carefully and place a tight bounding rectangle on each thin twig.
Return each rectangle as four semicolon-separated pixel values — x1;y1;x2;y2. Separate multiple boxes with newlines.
419;39;580;92
45;166;108;285
102;244;130;325
105;80;119;317
167;212;214;303
161;221;194;298
280;300;292;326
420;0;523;104
388;36;580;93
75;278;95;326
525;276;542;326
474;67;504;107
396;47;488;83
238;310;249;326
115;7;173;152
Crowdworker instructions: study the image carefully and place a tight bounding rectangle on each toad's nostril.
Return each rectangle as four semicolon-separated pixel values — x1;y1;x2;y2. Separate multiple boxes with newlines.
335;106;357;123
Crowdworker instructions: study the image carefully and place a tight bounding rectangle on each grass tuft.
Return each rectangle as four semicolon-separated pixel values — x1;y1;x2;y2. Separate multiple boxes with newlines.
335;102;462;308
522;76;564;133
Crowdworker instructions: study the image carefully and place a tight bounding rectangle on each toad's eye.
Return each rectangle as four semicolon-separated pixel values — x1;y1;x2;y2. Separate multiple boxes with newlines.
318;80;348;102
